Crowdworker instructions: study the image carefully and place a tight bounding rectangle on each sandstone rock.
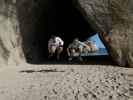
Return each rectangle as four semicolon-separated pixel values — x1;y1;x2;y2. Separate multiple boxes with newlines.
76;0;133;67
0;0;59;64
0;0;24;66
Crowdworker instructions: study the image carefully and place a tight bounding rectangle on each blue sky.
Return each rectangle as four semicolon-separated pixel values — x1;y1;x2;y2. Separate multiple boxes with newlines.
88;33;106;48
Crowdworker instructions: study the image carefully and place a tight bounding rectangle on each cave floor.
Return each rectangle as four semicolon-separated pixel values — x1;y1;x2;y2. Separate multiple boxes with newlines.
0;64;133;100
35;55;115;66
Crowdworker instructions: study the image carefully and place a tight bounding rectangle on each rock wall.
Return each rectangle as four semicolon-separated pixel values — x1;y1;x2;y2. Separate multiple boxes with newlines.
0;0;55;64
0;0;24;66
76;0;133;67
16;0;39;63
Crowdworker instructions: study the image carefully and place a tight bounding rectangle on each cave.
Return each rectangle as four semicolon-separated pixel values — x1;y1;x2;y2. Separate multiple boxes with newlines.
17;0;113;64
34;0;94;62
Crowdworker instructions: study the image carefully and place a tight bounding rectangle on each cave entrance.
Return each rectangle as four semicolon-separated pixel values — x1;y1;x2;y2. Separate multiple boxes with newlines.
19;0;113;64
32;0;94;63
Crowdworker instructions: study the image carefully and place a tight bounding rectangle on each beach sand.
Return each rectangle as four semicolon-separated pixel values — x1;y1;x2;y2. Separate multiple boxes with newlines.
0;64;133;100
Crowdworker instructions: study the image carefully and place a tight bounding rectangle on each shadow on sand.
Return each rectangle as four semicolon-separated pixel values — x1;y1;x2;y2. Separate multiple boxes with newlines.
30;55;117;66
20;69;65;73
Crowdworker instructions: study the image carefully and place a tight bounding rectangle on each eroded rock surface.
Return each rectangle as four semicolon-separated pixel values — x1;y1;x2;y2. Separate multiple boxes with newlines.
76;0;133;67
0;0;24;66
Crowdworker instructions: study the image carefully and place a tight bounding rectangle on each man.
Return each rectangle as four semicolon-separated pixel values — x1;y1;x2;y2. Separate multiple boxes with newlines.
55;36;64;60
67;38;89;61
48;35;56;58
48;35;64;60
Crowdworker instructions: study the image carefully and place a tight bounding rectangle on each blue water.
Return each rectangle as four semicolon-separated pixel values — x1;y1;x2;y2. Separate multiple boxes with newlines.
88;33;106;48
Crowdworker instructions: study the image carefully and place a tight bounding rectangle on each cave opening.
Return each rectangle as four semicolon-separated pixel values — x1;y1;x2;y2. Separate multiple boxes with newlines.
33;0;95;63
18;0;114;65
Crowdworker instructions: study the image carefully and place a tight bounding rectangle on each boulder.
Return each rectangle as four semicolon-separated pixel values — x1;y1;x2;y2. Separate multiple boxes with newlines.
76;0;133;67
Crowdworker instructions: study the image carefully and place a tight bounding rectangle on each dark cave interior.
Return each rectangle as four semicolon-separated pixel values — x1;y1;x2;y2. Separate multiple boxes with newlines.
18;0;113;64
34;0;94;62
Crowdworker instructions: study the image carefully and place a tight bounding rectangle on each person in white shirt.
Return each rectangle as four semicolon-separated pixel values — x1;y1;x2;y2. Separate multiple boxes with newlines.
48;35;64;60
55;37;64;47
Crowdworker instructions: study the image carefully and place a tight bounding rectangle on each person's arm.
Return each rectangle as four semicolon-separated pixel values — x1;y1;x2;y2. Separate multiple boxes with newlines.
78;41;88;47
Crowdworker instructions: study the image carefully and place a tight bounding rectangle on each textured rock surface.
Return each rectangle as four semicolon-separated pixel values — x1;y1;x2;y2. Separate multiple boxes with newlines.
0;65;133;100
76;0;133;67
0;0;51;64
0;0;24;66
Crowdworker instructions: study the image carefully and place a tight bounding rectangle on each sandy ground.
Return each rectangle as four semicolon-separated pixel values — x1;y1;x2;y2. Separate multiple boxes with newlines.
0;64;133;100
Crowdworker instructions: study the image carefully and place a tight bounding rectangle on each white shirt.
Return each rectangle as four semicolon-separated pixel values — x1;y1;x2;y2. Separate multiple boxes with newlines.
55;37;64;46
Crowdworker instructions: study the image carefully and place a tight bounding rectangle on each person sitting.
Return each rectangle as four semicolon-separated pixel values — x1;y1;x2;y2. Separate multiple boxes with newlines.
84;40;98;52
55;36;64;60
48;35;64;60
67;38;89;61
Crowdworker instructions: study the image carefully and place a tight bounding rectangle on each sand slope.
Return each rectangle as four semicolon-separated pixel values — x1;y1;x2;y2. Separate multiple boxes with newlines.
0;64;133;100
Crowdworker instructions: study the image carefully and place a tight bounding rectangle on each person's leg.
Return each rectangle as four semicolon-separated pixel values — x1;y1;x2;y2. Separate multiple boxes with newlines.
48;47;52;58
68;48;75;61
48;46;56;59
77;48;83;62
56;47;63;60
